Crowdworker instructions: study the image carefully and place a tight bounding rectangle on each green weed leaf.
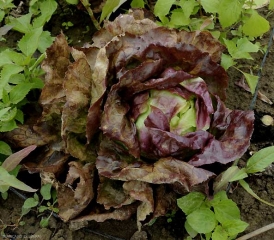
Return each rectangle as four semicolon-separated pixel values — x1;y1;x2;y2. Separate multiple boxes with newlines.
0;49;26;66
18;27;43;57
0;166;37;193
187;208;217;234
40;217;49;228
239;179;274;207
8;13;32;33
0;141;12;155
213;199;240;224
242;10;270;37
0;119;17;132
40;183;52;200
212;225;228;240
246;146;274;173
38;205;48;212
0;10;5;22
170;9;189;26
0;107;17;122
23;197;39;209
221;53;237;70
214;166;248;192
185;220;198;238
0;49;13;67
0;64;24;98
32;0;58;28
100;0;126;23
242;72;258;94
177;192;205;215
9;83;33;104
270;0;274;9
15;109;24;124
21;207;31;217
154;0;176;17
0;108;11;119
223;38;259;60
218;0;242;28
131;0;145;8
37;31;54;53
222;218;249;236
200;0;219;13
1;191;8;200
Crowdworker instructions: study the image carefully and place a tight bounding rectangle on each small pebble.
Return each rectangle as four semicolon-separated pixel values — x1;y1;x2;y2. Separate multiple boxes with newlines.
261;115;274;126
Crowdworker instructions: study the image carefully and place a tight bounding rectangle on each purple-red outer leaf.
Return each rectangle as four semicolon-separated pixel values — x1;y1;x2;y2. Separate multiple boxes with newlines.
188;97;254;166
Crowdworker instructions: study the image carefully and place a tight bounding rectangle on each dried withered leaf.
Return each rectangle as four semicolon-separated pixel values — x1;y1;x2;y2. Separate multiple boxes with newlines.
86;47;108;142
62;57;92;137
123;181;154;230
58;162;95;222
38;33;71;132
23;144;69;175
152;185;177;219
92;9;158;48
40;32;70;106
97;177;134;209
65;133;97;161
70;202;139;223
3;124;55;148
97;154;215;192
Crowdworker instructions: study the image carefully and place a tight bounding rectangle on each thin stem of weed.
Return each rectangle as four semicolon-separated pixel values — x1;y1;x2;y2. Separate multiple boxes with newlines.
79;0;101;30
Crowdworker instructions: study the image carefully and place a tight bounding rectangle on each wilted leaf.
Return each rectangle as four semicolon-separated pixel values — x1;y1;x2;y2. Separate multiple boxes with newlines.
4;124;57;148
71;202;139;224
97;140;215;191
97;177;134;209
62;57;92;137
123;181;154;229
22;144;69;174
39;32;70;122
58;162;95;222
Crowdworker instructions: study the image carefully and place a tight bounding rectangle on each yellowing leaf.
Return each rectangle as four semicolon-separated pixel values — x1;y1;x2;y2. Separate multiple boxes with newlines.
242;10;270;37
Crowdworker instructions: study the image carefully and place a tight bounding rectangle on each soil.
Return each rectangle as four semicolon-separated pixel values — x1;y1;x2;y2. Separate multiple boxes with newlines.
1;2;274;240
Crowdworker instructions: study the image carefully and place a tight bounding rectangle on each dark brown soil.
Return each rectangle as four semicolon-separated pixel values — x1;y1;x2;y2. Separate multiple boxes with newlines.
1;3;274;240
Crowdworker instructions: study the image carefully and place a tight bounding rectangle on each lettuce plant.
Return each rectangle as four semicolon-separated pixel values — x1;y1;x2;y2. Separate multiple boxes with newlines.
3;10;254;227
